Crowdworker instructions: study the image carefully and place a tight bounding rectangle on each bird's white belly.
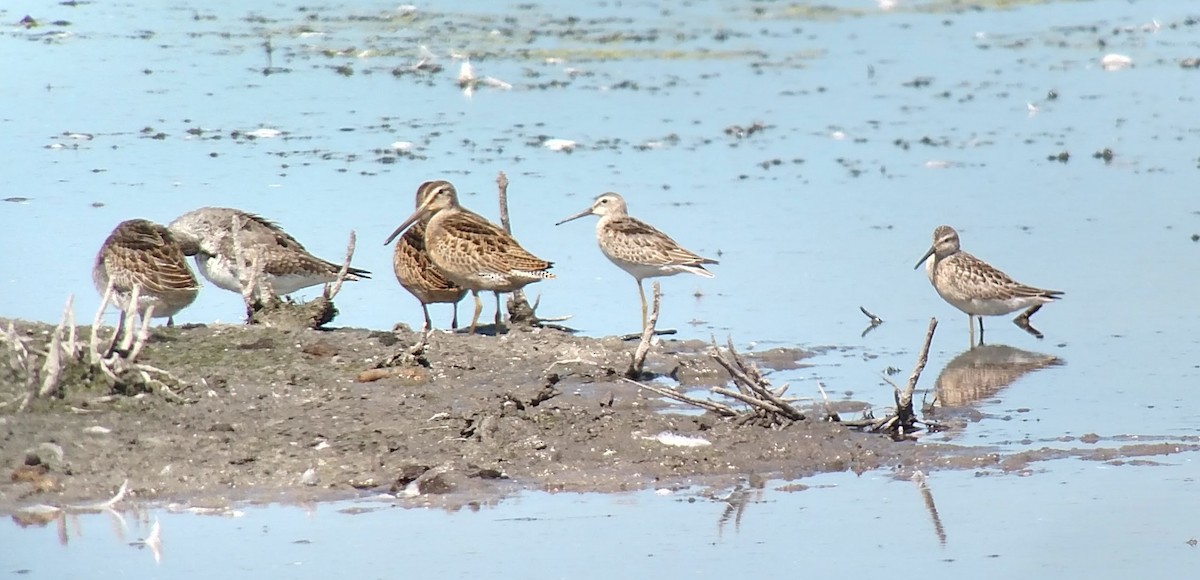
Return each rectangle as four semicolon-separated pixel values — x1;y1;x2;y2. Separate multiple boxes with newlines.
936;291;1048;317
604;255;687;281
197;255;328;295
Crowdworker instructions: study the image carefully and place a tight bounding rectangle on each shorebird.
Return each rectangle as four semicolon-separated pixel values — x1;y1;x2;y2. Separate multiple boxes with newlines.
168;207;370;297
915;225;1063;344
392;181;467;331
93;219;201;326
556;192;718;329
384;180;554;335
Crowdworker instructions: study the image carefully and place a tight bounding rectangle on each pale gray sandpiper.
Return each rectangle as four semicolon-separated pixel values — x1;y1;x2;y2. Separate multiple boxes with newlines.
93;218;201;326
392;181;467;331
556;192;718;330
168;207;371;297
384;180;554;335
915;225;1063;343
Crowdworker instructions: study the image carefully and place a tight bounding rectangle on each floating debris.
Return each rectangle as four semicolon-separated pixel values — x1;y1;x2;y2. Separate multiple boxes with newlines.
458;60;513;98
243;128;283;139
412;45;441;72
1100;53;1133;71
543;138;577;152
4;197;30;203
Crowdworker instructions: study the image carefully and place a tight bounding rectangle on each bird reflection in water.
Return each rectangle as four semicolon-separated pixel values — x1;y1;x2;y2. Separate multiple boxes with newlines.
934;344;1062;408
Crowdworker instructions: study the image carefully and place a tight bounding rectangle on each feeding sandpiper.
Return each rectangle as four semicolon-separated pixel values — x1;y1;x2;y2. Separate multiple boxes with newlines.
168;207;370;298
556;192;718;330
93;219;201;326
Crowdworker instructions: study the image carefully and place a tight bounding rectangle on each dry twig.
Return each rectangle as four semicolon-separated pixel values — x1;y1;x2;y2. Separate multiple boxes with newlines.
494;171;571;331
624;282;661;378
324;230;357;300
619;377;737;417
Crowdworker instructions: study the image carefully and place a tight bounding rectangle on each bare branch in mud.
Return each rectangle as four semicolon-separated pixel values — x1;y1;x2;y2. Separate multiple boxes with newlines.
6;290;190;411
712;338;805;421
493;171;571;331
90;280;114;366
37;295;75;399
625;282;661;379
843;317;939;437
324;229;357;300
497;171;512;235
897;318;937;423
621;333;807;426
816;381;840;422
620;377;737;417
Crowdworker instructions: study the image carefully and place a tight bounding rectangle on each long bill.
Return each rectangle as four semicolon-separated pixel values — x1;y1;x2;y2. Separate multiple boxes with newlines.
554;207;593;226
384;198;437;245
913;246;936;270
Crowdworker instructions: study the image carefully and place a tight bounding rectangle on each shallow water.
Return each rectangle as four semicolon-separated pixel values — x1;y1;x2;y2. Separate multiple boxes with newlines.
3;0;1199;574
4;459;1198;578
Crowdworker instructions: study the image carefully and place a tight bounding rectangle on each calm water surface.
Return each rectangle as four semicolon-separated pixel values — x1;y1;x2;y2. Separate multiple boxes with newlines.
3;463;1198;578
2;0;1197;575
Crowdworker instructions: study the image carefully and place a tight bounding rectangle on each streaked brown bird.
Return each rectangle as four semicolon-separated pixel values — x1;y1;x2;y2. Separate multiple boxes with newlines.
168;207;370;297
384;180;554;335
915;225;1063;344
392;181;467;331
556;192;718;330
93;218;201;326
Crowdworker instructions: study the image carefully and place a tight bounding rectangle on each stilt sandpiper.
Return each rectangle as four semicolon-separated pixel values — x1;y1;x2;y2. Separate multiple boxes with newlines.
556;192;718;330
915;225;1062;344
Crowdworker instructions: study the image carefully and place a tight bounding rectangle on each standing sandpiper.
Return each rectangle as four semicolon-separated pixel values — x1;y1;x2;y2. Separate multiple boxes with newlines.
391;181;467;331
915;225;1063;344
93;219;201;326
556;192;718;330
384;180;554;335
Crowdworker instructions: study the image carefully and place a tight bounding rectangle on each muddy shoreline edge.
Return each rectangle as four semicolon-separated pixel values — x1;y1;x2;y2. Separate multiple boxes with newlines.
2;319;1192;515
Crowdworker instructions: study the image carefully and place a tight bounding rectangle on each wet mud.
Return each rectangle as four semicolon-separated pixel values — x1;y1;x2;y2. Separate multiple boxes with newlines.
4;318;1194;514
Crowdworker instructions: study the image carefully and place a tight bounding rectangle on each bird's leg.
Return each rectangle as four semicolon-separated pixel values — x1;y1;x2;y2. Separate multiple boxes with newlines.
421;304;433;333
468;290;483;335
637;279;648;332
167;316;175;328
494;291;504;334
1013;305;1045;339
450;302;459;330
977;316;985;346
967;315;976;349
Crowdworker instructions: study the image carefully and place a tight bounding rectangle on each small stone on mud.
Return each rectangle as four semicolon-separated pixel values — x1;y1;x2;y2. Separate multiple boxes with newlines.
301;341;337;358
209;423;235;432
